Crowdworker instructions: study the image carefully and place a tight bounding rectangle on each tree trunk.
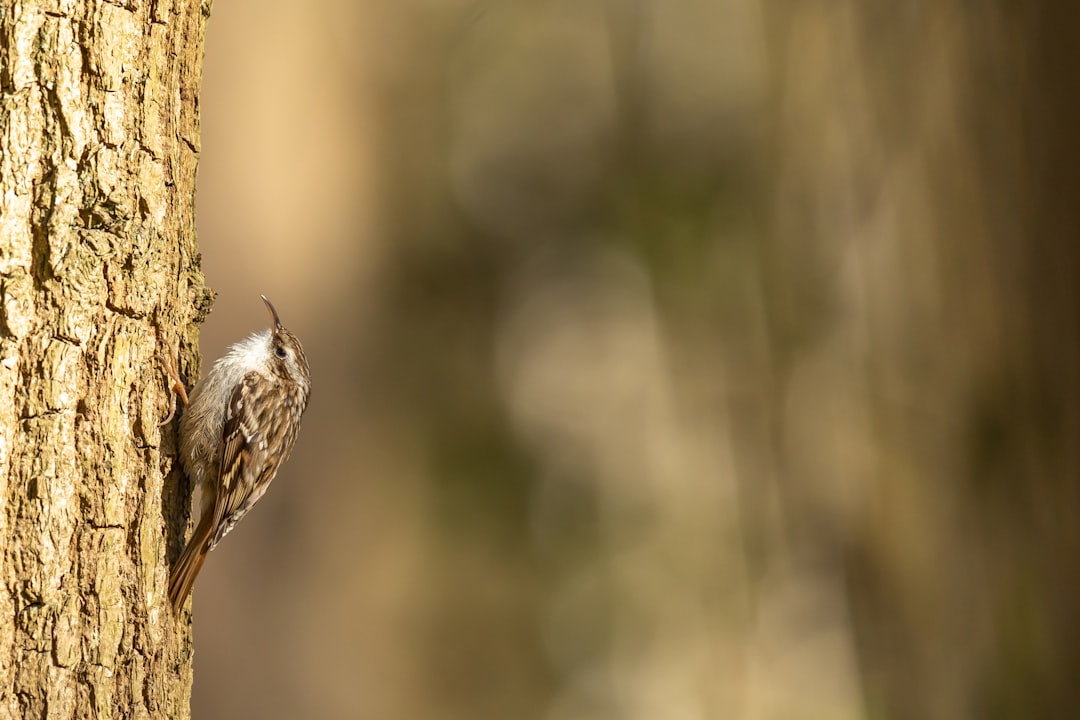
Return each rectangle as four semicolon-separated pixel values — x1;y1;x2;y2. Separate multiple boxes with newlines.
0;1;212;717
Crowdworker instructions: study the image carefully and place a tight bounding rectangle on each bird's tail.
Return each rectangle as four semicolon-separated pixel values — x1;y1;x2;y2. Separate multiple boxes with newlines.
168;510;215;613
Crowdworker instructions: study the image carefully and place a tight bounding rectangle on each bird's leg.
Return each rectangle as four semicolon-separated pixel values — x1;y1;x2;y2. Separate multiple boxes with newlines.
159;345;190;426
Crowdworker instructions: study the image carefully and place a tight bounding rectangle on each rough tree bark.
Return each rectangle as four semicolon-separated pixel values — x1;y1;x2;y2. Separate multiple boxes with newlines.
0;1;212;717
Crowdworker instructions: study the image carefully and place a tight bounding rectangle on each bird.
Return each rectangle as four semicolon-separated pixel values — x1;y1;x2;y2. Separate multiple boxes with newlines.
165;295;311;613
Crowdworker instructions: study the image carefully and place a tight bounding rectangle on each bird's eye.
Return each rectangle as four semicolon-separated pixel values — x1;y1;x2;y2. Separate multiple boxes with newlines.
275;346;288;359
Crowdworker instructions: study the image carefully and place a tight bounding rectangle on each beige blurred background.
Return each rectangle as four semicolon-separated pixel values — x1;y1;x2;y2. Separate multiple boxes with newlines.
190;1;1079;718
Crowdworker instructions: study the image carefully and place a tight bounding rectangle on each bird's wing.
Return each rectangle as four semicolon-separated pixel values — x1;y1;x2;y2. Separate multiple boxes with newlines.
209;372;274;549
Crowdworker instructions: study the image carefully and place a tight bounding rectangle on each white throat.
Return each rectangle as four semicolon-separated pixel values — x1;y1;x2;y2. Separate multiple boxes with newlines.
224;330;273;373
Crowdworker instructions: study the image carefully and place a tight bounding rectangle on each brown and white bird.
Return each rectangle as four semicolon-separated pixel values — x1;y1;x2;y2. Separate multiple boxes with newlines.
167;295;311;613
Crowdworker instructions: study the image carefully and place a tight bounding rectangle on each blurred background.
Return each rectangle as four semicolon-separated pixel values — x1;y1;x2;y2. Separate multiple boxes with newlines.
190;1;1079;718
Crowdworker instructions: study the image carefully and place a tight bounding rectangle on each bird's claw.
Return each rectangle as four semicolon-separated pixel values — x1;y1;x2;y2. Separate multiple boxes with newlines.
159;346;189;427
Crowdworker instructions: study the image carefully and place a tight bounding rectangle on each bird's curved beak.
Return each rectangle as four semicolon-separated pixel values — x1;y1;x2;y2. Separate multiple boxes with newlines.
261;295;283;333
